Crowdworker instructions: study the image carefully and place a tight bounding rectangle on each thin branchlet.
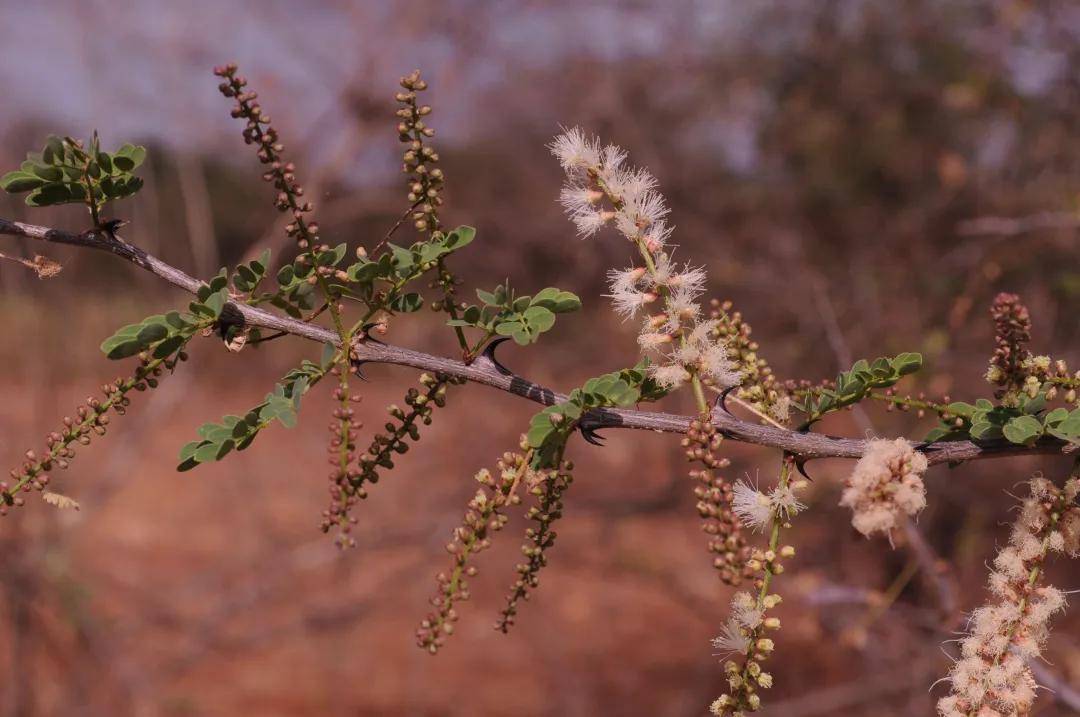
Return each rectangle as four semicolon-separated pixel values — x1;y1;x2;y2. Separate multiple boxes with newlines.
710;455;806;715
497;447;574;633
1;350;187;515
323;357;365;548
417;451;526;653
319;372;464;543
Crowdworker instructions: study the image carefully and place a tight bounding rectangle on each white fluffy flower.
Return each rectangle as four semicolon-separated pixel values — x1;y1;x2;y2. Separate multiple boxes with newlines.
649;364;691;389
700;344;740;387
608;167;657;204
840;438;928;538
712;592;762;657
711;619;750;656
768;484;805;522
549;127;601;175
732;478;773;532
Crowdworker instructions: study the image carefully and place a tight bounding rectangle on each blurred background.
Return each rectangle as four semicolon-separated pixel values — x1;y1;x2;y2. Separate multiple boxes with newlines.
0;1;1078;715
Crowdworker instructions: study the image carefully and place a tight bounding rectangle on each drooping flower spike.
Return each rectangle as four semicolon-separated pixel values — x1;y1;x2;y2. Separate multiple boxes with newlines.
550;128;740;392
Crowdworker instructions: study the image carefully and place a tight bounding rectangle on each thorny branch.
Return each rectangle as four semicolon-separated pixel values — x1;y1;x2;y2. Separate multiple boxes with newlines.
0;216;1070;467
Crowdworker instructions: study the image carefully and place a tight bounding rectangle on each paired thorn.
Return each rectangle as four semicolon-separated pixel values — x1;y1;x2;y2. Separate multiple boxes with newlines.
100;218;128;240
579;418;606;446
480;337;513;376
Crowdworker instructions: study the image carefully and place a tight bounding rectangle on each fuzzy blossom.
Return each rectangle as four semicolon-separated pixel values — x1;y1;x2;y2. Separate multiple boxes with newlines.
732;477;805;532
732;479;773;532
840;438;927;538
549;127;601;177
711;592;763;656
551;128;742;393
550;127;668;243
936;477;1077;717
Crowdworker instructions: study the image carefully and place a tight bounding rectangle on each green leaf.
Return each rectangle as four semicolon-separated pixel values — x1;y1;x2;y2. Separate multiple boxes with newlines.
136;323;168;345
0;171;45;193
43;136;65;165
495;320;523;336
945;402;976;419
203;288;229;318
320;342;337;370
890;352;923;376
1002;415;1043;445
389;292;424;313
523;306;556;332
26;182;76;207
444;225;476;249
113;143;147;170
27;162;64;182
1052;409;1080;438
152;334;186;359
540;290;582;313
1044;408;1069;426
970;421;1003;440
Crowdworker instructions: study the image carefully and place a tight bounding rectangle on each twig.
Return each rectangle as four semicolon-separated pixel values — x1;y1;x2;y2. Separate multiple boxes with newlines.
955;211;1080;237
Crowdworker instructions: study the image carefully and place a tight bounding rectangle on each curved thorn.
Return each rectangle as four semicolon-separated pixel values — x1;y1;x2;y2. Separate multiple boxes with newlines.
359;323;385;345
351;360;370;381
716;385;739;417
579;424;606;446
480;337;513;376
795;458;814;482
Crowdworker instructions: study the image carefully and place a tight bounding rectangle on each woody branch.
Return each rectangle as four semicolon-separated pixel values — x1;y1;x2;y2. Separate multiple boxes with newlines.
0;216;1067;466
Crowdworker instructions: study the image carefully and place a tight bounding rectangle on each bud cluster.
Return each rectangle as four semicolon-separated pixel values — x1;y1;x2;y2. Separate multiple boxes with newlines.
1;351;184;515
215;64;322;256
683;419;752;585
319;373;463;541
393;71;466;341
417;454;525;654
708;300;789;424
396;70;444;235
497;453;574;632
985;292;1032;401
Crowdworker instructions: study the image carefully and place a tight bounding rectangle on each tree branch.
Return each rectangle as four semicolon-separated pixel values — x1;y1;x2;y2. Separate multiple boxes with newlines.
0;217;1068;466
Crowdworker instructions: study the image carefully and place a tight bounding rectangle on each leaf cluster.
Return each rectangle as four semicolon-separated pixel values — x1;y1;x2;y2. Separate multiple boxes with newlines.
0;134;144;211
927;392;1080;447
99;310;206;361
178;360;327;470
795;353;923;424
449;283;582;347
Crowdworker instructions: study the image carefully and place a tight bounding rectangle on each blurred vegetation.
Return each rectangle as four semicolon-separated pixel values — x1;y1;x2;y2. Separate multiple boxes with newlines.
0;1;1077;715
